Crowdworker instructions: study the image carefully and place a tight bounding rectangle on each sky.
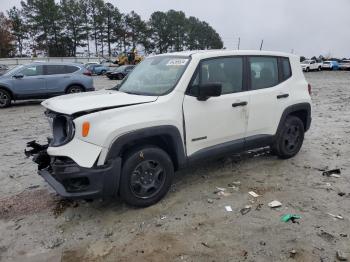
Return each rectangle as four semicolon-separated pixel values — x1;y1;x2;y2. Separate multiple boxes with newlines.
1;0;349;58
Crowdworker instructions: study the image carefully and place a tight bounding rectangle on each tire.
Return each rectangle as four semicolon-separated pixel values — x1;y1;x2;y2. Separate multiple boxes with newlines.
272;116;305;159
305;67;310;72
0;88;11;108
66;85;84;94
101;70;107;75
318;66;322;71
117;73;124;80
119;146;174;207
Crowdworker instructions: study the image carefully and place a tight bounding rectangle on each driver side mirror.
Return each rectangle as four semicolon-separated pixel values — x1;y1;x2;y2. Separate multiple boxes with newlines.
13;73;24;79
197;83;222;101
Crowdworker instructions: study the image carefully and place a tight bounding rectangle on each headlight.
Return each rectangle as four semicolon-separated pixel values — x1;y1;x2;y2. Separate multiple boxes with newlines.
51;115;75;147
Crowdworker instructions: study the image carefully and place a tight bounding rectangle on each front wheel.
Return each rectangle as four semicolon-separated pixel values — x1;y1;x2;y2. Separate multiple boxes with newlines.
272;116;305;159
119;146;174;207
0;89;12;108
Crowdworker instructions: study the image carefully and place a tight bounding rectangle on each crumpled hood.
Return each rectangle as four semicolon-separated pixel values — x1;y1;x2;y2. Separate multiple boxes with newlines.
42;89;158;115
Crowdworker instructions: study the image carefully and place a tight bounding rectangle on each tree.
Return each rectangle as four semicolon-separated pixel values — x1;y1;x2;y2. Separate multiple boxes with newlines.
149;11;170;53
61;0;86;56
7;7;27;57
0;12;15;57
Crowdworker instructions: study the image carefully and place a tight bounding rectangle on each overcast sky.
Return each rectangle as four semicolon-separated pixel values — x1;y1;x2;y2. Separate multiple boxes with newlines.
1;0;349;57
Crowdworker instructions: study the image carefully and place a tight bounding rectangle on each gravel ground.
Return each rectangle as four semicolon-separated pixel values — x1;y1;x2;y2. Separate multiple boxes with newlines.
0;72;349;262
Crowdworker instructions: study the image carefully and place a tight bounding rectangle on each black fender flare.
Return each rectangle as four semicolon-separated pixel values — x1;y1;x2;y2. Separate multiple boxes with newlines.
275;102;311;136
105;125;187;168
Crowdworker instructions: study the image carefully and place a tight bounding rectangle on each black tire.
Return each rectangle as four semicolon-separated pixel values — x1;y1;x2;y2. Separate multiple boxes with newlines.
305;67;310;72
272;116;305;159
0;88;11;108
66;85;84;94
117;73;124;80
318;66;322;71
101;70;107;75
119;146;174;207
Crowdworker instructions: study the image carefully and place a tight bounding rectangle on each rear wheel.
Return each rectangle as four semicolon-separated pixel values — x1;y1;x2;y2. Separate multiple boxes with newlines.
305;67;310;72
0;89;11;108
66;85;84;94
272;116;305;159
119;146;174;207
101;70;107;75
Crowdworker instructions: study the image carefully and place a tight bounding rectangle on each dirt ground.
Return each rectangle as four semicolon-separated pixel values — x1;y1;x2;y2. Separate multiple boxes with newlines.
0;72;349;262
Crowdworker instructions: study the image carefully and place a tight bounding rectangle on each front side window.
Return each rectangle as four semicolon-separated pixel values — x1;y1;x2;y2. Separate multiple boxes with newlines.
249;57;278;90
118;56;190;96
19;65;43;77
188;57;243;96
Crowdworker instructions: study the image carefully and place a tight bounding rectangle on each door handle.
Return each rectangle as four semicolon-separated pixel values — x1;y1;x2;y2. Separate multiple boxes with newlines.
277;94;289;99
232;101;248;107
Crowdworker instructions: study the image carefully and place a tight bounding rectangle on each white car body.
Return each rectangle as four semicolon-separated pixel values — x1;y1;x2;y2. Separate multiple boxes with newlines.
27;50;312;204
339;60;350;70
300;60;322;71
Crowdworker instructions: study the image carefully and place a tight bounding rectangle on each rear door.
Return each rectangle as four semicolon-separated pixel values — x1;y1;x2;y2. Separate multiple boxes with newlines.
183;56;250;156
10;65;46;97
245;56;292;143
44;65;77;94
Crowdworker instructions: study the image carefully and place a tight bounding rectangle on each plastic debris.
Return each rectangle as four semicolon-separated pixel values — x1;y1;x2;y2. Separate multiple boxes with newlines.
327;213;344;220
240;205;252;215
289;249;297;258
322;169;341;177
217;191;231;197
248;191;260;198
225;206;233;212
268;200;282;208
281;214;301;223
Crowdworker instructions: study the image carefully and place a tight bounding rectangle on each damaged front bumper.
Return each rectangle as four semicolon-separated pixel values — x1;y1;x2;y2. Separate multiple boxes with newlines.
25;141;121;199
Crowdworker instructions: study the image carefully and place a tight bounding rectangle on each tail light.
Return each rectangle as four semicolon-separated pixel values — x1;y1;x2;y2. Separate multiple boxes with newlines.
308;83;312;95
83;70;92;76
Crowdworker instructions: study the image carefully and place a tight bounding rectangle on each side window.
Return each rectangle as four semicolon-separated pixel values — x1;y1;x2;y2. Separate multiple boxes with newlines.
19;65;43;77
65;66;79;74
45;65;66;75
281;57;292;81
188;57;243;96
249;57;278;90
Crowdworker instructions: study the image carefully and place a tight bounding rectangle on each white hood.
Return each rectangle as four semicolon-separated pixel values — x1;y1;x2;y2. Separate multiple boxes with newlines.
42;90;158;115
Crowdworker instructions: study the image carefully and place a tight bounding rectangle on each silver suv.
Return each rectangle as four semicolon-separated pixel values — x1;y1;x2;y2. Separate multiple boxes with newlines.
0;62;94;108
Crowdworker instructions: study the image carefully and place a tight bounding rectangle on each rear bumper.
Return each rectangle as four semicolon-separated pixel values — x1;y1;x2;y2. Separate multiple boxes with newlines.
26;141;121;199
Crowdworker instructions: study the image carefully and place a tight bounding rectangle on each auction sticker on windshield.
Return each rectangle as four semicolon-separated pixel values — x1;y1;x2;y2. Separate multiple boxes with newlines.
166;59;189;66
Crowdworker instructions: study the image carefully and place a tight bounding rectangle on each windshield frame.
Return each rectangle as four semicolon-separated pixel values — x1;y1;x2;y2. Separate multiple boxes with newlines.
116;55;192;96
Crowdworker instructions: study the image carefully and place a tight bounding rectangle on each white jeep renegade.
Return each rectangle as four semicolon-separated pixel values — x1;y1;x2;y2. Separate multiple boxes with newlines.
26;50;312;207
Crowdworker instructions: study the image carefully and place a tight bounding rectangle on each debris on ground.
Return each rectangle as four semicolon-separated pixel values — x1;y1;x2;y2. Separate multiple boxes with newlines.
45;238;64;249
217;191;231;197
336;250;348;261
340;233;348;238
214;187;226;194
322;169;341;177
160;215;167;220
240;205;252;215
327;213;344;220
289;249;297;258
225;206;233;212
201;242;210;248
338;192;346;197
280;214;301;223
207;198;214;204
248;191;260;198
268;200;282;208
256;203;264;211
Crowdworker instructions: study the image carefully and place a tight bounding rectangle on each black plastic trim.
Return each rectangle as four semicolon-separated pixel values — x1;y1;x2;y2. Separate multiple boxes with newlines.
106;125;187;169
276;102;312;133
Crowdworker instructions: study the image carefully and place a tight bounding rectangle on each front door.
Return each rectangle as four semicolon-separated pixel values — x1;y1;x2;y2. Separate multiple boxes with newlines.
183;56;249;157
11;65;46;97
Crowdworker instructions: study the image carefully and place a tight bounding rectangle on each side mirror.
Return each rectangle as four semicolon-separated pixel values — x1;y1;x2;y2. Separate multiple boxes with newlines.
197;83;222;101
13;73;24;79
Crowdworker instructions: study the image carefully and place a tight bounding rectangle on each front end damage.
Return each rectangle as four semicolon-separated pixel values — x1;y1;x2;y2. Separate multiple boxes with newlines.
25;110;122;200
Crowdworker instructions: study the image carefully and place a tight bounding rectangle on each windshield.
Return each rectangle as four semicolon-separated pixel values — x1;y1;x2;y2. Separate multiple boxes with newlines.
2;65;23;76
117;56;190;96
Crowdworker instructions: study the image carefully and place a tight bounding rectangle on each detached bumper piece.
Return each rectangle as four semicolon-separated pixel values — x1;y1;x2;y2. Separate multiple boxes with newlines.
25;141;121;199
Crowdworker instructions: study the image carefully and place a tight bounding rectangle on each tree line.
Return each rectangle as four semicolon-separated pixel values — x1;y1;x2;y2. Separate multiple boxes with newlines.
0;0;224;58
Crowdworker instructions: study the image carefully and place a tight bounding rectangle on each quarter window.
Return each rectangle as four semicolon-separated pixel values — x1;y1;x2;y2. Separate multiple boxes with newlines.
281;57;292;80
65;65;79;73
45;65;66;75
249;57;279;90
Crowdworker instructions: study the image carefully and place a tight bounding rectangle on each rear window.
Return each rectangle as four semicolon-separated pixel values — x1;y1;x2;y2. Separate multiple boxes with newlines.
249;57;279;90
65;65;79;73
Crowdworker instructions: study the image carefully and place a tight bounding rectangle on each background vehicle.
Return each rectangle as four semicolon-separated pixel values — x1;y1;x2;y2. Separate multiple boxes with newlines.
26;50;311;207
117;50;143;65
0;64;9;76
0;62;94;108
322;60;339;70
84;62;99;68
339;59;350;70
106;65;135;80
301;59;322;72
86;64;109;75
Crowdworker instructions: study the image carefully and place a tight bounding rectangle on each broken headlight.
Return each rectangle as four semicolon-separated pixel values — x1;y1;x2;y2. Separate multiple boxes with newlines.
50;114;75;147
